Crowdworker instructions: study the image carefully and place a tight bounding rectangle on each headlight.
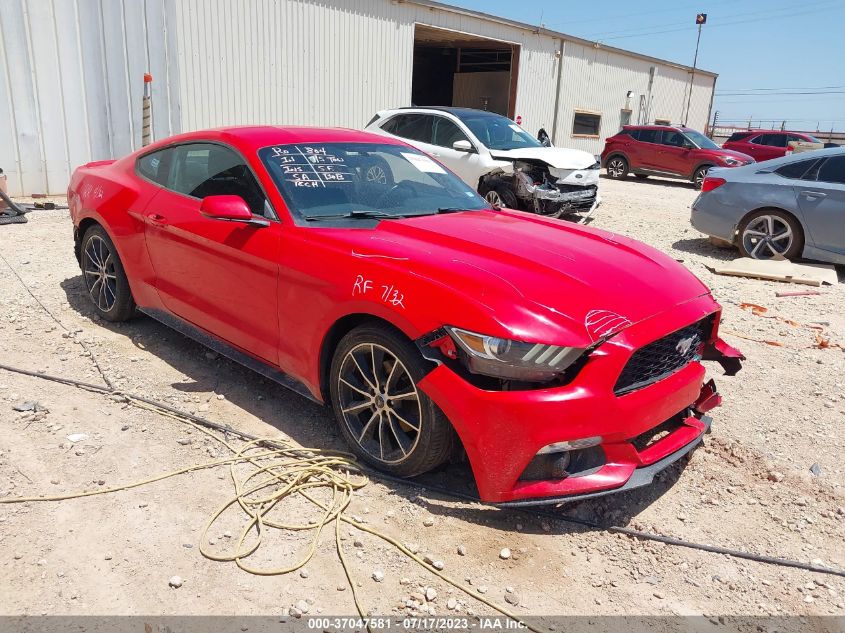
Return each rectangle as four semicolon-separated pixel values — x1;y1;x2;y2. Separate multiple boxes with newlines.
589;160;601;170
447;327;585;382
721;156;742;166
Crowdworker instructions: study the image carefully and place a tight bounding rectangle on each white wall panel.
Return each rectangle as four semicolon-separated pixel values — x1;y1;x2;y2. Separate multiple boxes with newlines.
0;0;180;195
0;0;43;194
554;41;716;154
2;0;714;194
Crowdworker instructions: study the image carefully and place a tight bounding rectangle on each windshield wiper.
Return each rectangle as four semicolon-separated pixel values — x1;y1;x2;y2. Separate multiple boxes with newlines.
304;210;402;221
436;207;476;214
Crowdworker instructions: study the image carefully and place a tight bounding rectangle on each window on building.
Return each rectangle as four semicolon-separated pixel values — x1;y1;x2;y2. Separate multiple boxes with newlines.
572;112;601;136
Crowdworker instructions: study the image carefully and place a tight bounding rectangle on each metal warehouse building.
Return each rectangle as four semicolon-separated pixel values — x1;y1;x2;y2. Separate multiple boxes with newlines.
0;0;717;196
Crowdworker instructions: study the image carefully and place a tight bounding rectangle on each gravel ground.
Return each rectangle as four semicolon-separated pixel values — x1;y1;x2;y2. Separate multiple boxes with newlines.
0;176;843;622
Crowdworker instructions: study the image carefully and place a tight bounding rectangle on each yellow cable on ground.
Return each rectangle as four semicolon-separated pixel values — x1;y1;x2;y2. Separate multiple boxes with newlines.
1;382;546;633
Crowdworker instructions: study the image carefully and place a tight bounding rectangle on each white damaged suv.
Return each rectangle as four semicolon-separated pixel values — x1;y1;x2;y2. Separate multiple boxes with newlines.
365;107;601;221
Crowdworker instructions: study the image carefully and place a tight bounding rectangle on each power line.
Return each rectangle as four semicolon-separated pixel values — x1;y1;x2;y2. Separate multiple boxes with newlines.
542;0;738;27
716;85;845;93
716;91;845;97
584;0;835;39
593;3;839;41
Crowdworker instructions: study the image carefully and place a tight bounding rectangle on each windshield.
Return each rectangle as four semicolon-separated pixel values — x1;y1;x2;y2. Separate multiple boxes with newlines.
259;143;487;223
458;112;542;151
683;129;720;150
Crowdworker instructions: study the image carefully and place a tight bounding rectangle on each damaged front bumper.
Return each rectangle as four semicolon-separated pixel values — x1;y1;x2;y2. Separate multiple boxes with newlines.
514;169;600;222
416;299;744;504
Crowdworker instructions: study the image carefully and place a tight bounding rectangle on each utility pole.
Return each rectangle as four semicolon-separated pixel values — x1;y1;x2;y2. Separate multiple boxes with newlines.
684;13;706;126
709;109;719;137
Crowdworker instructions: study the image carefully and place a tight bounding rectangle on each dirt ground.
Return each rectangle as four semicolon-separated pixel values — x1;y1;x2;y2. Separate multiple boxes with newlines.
1;176;844;623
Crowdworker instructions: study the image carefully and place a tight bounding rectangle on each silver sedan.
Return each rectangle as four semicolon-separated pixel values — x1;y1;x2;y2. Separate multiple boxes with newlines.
691;147;845;264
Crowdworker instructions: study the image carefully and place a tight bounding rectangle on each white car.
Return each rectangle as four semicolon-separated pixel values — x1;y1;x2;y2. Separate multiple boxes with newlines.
365;107;601;221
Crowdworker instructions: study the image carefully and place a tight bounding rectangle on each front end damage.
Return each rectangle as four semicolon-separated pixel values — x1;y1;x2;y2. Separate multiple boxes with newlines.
483;158;602;223
414;300;745;504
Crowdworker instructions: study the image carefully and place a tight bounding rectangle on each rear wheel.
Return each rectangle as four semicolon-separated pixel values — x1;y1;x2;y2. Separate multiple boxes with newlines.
329;325;454;477
606;156;629;179
80;225;135;321
737;209;803;260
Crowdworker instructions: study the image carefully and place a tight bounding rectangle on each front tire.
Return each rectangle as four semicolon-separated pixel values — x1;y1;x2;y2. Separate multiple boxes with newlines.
480;182;519;209
329;325;454;477
606;156;629;179
737;209;803;260
80;225;135;322
693;165;711;189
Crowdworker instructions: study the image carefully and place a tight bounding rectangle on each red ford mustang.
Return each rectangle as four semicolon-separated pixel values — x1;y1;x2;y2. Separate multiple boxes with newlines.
68;126;743;505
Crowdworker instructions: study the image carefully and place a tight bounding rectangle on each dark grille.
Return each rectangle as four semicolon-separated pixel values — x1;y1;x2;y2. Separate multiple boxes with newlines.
614;320;709;395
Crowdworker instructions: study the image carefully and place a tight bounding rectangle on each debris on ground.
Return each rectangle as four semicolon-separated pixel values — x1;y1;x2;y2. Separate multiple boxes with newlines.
708;257;838;286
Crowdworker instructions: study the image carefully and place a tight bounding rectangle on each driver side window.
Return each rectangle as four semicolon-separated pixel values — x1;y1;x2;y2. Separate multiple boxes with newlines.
432;116;470;149
661;131;686;147
167;143;270;217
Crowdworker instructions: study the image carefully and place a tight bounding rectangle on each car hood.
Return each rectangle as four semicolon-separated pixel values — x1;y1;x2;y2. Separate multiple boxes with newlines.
489;147;598;169
340;210;711;346
712;148;754;162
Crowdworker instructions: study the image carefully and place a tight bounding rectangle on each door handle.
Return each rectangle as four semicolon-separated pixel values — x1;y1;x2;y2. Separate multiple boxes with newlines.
800;191;826;198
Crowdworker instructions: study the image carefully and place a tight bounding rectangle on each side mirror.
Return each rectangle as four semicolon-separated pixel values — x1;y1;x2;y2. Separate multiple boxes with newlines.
452;139;474;153
200;195;268;226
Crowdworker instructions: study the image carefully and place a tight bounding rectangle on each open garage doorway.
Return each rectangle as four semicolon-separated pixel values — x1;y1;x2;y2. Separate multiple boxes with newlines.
412;24;519;118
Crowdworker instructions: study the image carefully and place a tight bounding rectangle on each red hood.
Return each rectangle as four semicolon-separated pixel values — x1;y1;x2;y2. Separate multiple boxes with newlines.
706;148;754;162
333;210;712;346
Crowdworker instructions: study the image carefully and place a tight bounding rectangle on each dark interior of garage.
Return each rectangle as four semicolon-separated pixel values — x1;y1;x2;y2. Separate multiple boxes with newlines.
411;25;518;117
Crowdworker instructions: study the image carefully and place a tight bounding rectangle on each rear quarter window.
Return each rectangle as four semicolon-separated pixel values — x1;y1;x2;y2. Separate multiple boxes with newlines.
774;159;819;180
137;149;170;185
727;132;753;142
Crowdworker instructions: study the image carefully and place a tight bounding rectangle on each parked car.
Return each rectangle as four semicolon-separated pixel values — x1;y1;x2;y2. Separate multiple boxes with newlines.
366;107;601;221
602;125;754;189
69;126;743;505
722;130;824;162
691;147;845;263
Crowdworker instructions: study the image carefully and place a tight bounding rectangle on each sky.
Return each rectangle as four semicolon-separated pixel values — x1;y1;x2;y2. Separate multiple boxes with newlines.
448;0;845;133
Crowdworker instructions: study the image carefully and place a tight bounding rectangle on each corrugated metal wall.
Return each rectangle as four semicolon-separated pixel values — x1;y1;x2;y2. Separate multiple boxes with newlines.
0;0;181;195
1;0;715;195
173;0;561;136
555;41;715;153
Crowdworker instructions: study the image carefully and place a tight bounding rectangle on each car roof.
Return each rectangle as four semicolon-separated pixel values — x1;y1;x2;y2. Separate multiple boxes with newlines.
743;129;816;136
139;126;406;155
622;124;690;131
392;106;511;120
751;145;845;168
